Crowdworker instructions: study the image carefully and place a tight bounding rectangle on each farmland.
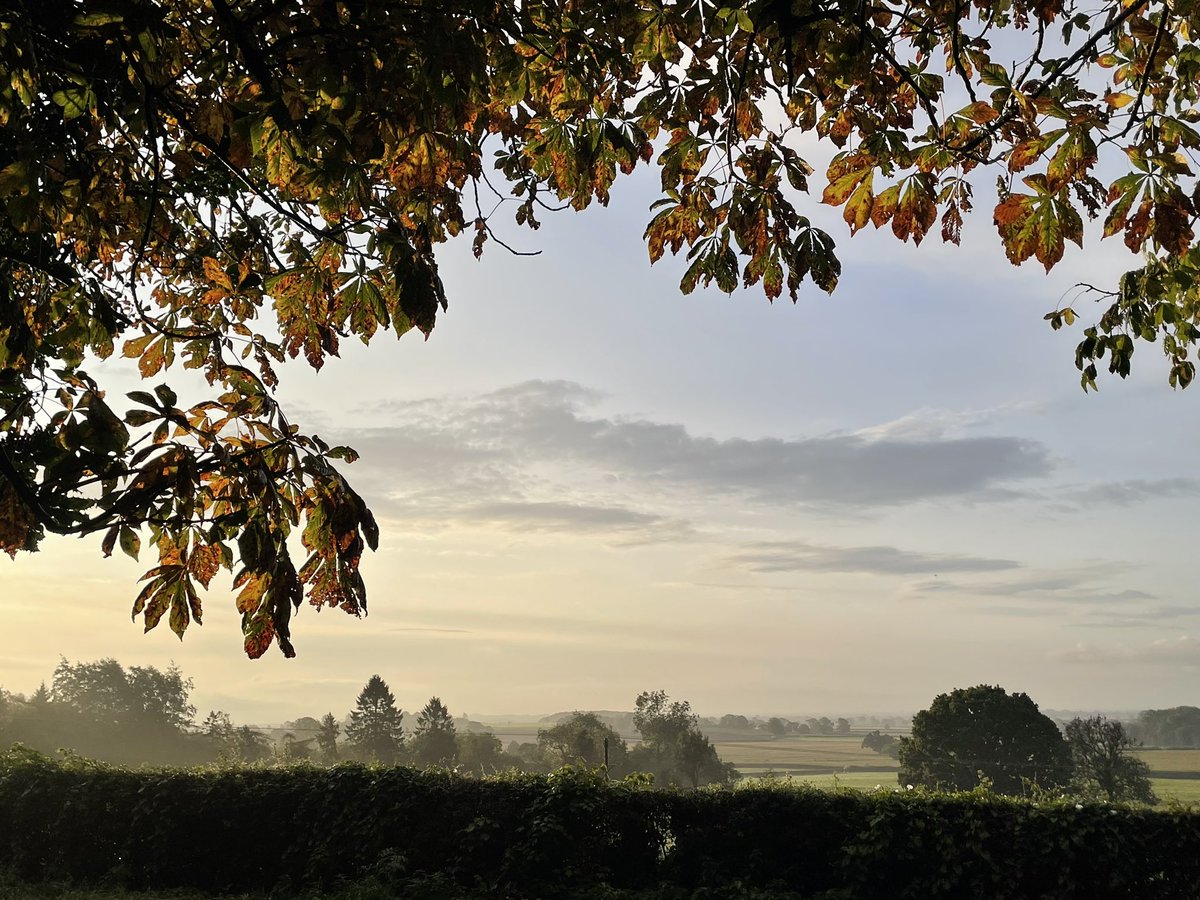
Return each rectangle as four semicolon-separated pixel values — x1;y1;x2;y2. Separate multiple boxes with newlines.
712;735;898;778
706;734;1200;804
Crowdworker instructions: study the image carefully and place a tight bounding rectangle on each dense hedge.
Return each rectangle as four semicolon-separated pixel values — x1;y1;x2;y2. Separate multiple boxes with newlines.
2;749;1199;898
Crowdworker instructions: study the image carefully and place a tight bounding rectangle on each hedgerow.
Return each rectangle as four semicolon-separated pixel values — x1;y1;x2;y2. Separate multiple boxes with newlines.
1;747;1198;898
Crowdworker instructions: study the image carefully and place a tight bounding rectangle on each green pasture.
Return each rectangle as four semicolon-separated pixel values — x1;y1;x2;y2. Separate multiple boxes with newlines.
715;736;1200;804
1135;748;1200;775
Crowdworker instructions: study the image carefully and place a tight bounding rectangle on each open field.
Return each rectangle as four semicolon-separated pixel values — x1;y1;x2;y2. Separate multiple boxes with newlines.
475;725;1200;803
1135;748;1200;776
713;735;899;777
714;735;1200;804
1152;778;1200;804
762;771;901;792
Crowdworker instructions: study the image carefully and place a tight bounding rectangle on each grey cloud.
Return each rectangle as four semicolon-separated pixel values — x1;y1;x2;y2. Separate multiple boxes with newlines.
1063;478;1200;507
471;501;664;531
465;501;698;544
359;380;1053;510
910;573;1153;605
727;541;1020;576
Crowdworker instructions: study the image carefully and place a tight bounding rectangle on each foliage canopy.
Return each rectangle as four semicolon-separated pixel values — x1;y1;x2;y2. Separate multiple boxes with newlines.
3;0;1199;654
898;684;1071;794
1065;714;1155;803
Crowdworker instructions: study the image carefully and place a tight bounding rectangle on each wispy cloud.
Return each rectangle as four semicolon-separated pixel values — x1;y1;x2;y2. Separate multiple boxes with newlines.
1054;635;1200;666
908;567;1152;605
1061;478;1200;508
726;541;1019;576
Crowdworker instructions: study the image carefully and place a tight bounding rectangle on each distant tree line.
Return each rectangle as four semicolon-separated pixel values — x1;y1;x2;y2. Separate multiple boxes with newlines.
713;714;853;736
0;663;1173;803
0;662;737;788
1128;707;1200;748
333;680;737;788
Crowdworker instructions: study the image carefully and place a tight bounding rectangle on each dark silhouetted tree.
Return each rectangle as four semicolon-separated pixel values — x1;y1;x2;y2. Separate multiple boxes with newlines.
411;696;457;768
345;676;404;765
538;712;629;773
862;730;899;758
632;690;737;788
316;712;340;764
1066;716;1156;804
898;685;1071;794
456;731;505;775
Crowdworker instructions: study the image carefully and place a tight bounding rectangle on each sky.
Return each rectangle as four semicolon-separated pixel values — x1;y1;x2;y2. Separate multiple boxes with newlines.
2;160;1198;726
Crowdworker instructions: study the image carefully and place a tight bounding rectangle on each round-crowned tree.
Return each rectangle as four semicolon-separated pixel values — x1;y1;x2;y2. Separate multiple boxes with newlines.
898;685;1071;795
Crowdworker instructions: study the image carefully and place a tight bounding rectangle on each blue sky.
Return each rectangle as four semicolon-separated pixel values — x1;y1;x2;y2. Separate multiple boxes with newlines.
2;163;1198;725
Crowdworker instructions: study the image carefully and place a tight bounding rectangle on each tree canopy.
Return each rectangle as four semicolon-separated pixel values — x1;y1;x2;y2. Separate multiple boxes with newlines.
3;0;1199;655
633;690;736;787
897;684;1071;794
1065;715;1155;803
538;710;629;772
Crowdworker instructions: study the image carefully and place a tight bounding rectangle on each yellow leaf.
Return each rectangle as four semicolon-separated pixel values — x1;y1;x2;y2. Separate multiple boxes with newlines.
202;257;233;291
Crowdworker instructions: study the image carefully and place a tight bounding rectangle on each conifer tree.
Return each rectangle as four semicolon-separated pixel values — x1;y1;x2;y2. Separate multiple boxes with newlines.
345;675;404;765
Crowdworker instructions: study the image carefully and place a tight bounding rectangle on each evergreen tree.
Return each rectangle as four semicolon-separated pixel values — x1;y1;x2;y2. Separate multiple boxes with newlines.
411;697;457;768
316;712;341;764
345;676;404;765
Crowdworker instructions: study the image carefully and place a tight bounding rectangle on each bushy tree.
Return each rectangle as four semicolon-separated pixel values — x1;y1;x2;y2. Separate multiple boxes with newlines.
898;685;1071;794
202;710;271;764
456;731;505;775
632;690;737;788
51;658;195;729
5;0;1200;657
505;740;553;774
862;730;899;758
538;711;629;773
8;658;206;764
411;696;456;768
345;675;404;765
1066;716;1156;804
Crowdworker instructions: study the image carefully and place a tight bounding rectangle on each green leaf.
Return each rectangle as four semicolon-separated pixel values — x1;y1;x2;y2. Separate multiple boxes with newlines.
154;385;178;407
51;86;95;120
119;527;141;560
